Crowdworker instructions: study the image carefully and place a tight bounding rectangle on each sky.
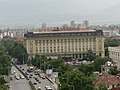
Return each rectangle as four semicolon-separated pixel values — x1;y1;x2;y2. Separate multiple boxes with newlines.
0;0;120;28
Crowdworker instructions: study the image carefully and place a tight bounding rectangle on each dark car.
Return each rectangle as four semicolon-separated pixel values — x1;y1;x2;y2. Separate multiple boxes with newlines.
34;82;37;85
25;72;29;75
29;76;32;78
10;77;12;80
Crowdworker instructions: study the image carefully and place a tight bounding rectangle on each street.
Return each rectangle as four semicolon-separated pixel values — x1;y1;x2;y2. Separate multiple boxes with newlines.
9;65;31;90
18;64;56;90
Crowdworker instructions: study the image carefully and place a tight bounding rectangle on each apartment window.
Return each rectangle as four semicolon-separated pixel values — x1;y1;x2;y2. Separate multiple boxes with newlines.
68;39;70;42
35;40;38;44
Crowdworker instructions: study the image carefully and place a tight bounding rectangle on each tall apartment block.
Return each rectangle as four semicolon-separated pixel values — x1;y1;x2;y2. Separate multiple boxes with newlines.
24;28;105;59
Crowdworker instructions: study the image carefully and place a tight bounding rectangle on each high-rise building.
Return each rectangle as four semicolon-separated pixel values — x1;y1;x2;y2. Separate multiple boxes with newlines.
70;21;76;28
63;24;68;28
24;28;105;59
41;23;46;29
83;20;89;27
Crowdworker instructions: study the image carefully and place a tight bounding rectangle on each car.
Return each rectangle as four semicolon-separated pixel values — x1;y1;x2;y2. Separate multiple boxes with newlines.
33;75;36;78
13;71;16;74
10;77;12;80
15;75;20;80
34;72;39;75
34;82;37;85
36;79;39;82
29;76;32;78
45;86;52;90
30;74;33;76
25;72;29;75
19;74;24;79
35;77;38;80
42;76;45;79
37;86;41;90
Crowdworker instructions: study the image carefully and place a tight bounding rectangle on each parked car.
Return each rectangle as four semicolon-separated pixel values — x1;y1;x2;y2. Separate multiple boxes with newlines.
45;86;52;90
19;74;24;79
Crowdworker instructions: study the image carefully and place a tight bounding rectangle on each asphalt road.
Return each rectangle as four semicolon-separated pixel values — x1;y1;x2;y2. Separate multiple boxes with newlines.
9;65;31;90
18;64;56;90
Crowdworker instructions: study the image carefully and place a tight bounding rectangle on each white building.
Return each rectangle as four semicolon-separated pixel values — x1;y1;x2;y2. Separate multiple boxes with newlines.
108;46;120;61
103;29;119;37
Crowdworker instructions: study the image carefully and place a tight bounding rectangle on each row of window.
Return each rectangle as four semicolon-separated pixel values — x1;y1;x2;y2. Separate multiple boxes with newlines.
34;47;96;53
34;38;96;43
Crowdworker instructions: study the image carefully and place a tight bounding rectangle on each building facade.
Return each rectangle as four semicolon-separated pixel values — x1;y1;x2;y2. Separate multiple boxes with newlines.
108;46;120;61
24;29;105;59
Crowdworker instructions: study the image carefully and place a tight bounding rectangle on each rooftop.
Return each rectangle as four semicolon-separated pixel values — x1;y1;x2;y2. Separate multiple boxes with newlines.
94;75;120;86
37;27;94;32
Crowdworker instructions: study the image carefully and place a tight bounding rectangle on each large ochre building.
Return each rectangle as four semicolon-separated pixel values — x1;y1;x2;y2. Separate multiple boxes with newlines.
24;28;105;59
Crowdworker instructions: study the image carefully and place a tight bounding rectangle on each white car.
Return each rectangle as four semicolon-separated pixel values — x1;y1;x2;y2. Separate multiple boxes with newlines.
15;75;20;80
12;71;16;75
37;86;41;90
19;74;24;79
45;86;52;90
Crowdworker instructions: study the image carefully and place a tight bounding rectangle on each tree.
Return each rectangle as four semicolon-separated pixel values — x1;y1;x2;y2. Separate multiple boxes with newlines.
59;70;96;90
86;50;96;61
0;43;7;55
0;77;6;85
108;66;119;75
0;37;15;56
0;43;11;75
12;43;28;64
104;39;120;47
78;64;94;75
31;54;48;69
58;64;73;75
93;56;111;72
0;54;11;75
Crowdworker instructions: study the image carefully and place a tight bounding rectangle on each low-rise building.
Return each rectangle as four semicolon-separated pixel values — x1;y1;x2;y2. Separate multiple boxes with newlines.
94;75;120;90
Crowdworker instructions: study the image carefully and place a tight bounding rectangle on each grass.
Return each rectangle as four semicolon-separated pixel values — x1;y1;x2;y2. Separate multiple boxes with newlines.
0;84;8;90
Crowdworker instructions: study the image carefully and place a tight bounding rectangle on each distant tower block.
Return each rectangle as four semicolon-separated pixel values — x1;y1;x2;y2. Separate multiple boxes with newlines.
77;24;81;28
70;21;76;28
41;23;46;29
83;20;89;27
63;24;68;28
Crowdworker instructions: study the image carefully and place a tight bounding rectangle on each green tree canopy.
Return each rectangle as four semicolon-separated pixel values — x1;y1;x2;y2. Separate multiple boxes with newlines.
104;39;120;47
93;56;111;72
78;64;94;75
108;66;119;75
0;43;7;55
59;70;96;90
12;43;28;64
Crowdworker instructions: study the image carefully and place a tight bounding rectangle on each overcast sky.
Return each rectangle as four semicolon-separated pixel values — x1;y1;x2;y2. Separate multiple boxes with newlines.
0;0;120;28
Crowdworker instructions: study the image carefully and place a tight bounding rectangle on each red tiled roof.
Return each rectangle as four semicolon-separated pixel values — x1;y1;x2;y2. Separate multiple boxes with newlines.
94;75;120;86
37;27;94;32
14;38;26;42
